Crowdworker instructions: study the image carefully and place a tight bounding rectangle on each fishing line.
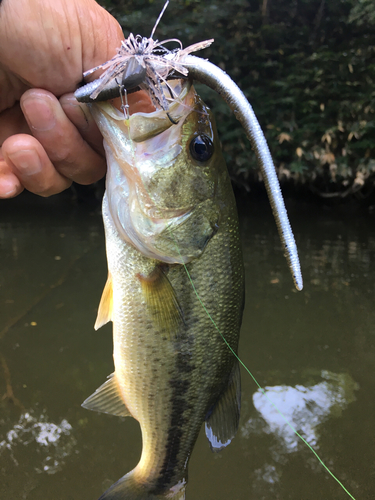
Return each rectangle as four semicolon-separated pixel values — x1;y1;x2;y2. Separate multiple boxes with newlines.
116;88;354;498
167;226;356;500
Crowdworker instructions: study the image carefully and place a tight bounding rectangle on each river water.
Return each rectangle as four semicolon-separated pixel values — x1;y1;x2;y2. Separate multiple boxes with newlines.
1;191;374;499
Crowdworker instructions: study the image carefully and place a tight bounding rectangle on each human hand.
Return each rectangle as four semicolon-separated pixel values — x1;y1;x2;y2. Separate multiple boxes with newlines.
0;0;124;198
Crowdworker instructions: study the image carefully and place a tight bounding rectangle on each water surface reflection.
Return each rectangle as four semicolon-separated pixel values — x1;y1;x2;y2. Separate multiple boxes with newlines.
1;193;374;499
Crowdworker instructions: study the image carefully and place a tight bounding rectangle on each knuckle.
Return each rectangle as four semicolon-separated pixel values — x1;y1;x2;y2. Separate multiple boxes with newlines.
33;176;72;197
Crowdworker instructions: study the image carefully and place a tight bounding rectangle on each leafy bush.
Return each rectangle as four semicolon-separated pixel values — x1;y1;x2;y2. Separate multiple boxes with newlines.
99;0;375;198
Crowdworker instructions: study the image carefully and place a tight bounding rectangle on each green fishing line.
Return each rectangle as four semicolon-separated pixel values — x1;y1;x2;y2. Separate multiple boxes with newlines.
120;100;355;498
167;226;356;500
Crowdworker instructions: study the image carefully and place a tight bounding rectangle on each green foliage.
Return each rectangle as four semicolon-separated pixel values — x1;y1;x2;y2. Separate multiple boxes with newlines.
349;0;375;27
99;0;375;197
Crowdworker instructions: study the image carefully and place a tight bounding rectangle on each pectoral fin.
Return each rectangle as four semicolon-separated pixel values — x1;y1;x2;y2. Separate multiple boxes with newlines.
137;266;184;339
82;373;131;418
205;361;241;452
95;273;113;330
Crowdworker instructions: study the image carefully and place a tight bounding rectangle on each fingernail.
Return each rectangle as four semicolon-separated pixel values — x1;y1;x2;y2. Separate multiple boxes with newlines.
0;177;18;197
60;95;90;130
7;149;42;175
21;97;56;132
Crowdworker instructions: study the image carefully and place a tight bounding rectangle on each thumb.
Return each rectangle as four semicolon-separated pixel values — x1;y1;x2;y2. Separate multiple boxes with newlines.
0;0;124;95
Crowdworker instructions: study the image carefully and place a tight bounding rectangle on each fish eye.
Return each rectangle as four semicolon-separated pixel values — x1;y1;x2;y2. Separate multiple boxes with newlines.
189;134;214;162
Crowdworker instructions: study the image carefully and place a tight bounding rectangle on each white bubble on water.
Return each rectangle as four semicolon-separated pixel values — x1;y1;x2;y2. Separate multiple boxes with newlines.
250;370;357;453
240;370;358;495
0;411;76;474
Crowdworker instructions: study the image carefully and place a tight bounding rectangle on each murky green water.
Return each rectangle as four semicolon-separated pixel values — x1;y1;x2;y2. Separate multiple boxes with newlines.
1;192;374;499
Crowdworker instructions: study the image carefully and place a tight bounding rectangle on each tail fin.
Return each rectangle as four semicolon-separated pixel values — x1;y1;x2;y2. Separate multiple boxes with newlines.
98;470;186;500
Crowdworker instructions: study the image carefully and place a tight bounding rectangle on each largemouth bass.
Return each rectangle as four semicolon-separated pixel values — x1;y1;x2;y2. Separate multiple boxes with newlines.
83;80;245;500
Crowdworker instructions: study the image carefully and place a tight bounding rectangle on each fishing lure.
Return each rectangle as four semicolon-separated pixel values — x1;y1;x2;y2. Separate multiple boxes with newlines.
75;1;213;111
75;2;303;291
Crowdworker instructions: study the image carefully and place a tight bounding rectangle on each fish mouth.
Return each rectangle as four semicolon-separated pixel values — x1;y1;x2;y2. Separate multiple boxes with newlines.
91;79;193;145
123;89;156;115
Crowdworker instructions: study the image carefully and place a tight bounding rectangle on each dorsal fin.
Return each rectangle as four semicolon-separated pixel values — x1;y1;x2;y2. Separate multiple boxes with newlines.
137;265;184;339
95;273;113;330
82;373;132;418
205;361;241;452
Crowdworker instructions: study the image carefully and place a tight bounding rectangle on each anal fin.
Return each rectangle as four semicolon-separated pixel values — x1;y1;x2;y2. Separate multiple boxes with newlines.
205;361;241;452
95;273;113;330
82;373;131;418
137;265;184;339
